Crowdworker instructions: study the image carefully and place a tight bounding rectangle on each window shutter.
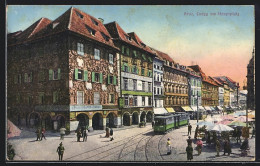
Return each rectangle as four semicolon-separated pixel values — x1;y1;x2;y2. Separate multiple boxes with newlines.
24;73;28;82
92;72;95;82
84;70;88;81
14;75;18;84
99;73;103;83
122;45;125;54
58;68;61;80
49;69;53;80
108;74;111;84
74;68;78;80
136;68;139;75
126;47;129;55
113;76;117;85
30;72;33;82
121;64;124;71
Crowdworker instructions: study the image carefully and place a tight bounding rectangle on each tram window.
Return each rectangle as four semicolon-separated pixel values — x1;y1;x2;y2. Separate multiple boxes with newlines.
155;119;164;125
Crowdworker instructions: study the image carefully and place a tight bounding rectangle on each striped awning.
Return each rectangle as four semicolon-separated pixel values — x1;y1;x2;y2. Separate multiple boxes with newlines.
166;107;175;113
182;106;193;112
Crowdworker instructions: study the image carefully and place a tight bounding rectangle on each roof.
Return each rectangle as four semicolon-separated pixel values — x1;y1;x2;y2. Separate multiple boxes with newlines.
8;7;117;49
211;77;223;86
214;76;239;88
151;48;174;63
105;22;154;54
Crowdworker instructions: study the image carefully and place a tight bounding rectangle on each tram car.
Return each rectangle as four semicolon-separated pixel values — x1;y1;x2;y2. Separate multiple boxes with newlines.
154;113;189;134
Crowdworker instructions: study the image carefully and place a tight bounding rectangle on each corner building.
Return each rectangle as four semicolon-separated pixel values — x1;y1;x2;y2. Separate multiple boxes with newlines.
8;7;120;132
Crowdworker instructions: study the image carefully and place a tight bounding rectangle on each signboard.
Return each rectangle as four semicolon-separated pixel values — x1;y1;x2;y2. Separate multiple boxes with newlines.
70;105;102;112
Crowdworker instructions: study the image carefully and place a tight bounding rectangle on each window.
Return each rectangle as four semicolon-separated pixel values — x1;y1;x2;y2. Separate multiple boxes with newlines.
154;87;156;95
91;18;98;26
49;69;61;80
77;43;84;56
122;45;125;54
76;11;84;19
108;53;114;64
53;91;60;104
75;69;88;81
148;97;152;106
125;35;131;41
133;96;137;106
126;47;130;55
124;96;129;106
142;81;145;91
18;74;22;84
142;97;145;106
141;68;145;76
75;92;83;105
92;72;102;83
124;78;128;90
38;71;45;82
94;92;100;105
94;48;100;60
101;32;109;41
157;87;160;95
148;83;152;92
109;94;114;104
123;64;129;72
38;92;44;104
85;25;96;36
132;65;137;74
148;70;153;77
133;79;137;91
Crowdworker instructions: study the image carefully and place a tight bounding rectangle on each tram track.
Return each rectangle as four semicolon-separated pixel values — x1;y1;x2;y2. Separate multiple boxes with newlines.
65;128;152;160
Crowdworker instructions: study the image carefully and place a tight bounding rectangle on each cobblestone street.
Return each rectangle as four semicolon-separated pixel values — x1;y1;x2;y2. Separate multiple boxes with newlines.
8;114;255;162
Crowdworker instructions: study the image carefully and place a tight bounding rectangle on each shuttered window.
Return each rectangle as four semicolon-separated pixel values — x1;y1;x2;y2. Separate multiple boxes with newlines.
113;76;117;85
109;94;114;104
24;73;28;83
77;91;84;105
109;54;113;64
39;92;44;104
53;91;59;103
84;70;88;81
94;48;100;60
94;92;100;105
77;43;84;56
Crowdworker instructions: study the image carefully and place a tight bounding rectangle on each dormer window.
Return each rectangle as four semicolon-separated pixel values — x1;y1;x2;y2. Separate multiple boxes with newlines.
85;25;96;36
101;32;109;41
91;18;98;26
52;22;59;29
76;11;84;19
141;42;146;47
125;35;131;41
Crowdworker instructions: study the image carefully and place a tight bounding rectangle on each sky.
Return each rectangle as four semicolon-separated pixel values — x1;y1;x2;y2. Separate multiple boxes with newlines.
6;5;255;89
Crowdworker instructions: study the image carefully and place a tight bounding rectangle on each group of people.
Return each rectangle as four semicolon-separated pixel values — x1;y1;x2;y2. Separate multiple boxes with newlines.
35;127;46;141
76;127;88;142
105;127;114;141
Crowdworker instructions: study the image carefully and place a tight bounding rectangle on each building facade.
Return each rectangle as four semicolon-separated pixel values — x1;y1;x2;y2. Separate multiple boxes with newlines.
105;22;155;126
247;48;255;110
8;7;121;132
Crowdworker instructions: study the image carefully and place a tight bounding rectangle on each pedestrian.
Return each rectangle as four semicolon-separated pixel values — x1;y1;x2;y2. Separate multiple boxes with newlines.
212;131;217;144
60;127;66;140
188;123;192;136
215;139;221;157
206;131;211;145
251;126;255;138
194;125;198;139
77;129;82;142
186;144;193;161
237;128;242;143
56;142;65;161
105;127;110;138
152;121;154;128
166;138;172;155
41;127;46;140
110;128;114;141
196;139;203;155
82;129;87;142
187;136;192;146
223;139;231;156
35;128;41;141
240;137;249;156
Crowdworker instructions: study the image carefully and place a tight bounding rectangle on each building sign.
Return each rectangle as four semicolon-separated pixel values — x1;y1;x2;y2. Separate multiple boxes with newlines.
70;105;102;112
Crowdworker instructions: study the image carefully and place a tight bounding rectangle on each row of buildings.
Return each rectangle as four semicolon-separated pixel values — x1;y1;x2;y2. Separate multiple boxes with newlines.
7;7;246;132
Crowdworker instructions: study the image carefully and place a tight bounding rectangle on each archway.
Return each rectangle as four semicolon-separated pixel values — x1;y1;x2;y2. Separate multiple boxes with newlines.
29;112;41;128
56;115;65;129
132;112;139;125
146;111;153;122
123;113;130;126
140;111;146;122
92;113;103;130
76;113;89;130
42;113;52;130
106;113;115;128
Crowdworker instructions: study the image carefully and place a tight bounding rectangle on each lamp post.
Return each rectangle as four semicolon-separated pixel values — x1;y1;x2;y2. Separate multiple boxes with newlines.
197;91;199;123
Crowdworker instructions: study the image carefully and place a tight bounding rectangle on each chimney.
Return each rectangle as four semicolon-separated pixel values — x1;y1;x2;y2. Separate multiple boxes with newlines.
98;18;104;24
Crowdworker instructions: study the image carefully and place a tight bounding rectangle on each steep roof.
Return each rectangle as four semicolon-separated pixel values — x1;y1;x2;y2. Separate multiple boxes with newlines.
8;7;117;49
189;65;218;86
152;48;174;63
128;32;154;54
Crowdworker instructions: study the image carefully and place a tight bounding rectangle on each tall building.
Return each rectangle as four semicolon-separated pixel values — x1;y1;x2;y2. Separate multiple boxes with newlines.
105;22;155;126
212;77;224;106
8;7;121;132
247;47;255;110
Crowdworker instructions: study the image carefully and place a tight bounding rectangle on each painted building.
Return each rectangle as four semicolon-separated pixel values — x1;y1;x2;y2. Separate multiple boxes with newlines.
213;77;230;107
247;48;255;110
239;90;247;107
105;22;155;126
212;77;225;106
8;7;120;132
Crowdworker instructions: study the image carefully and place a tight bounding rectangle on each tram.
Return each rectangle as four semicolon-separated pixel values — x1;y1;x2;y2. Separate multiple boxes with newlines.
154;113;189;134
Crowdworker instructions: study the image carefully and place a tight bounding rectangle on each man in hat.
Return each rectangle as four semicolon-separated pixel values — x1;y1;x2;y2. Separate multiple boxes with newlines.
57;142;65;161
194;125;199;139
223;139;231;156
187;136;192;146
188;123;192;136
166;138;172;155
186;144;193;161
35;128;41;141
76;129;82;142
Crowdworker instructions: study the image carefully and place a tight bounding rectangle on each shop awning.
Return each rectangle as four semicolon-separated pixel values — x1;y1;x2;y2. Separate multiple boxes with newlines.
166;107;175;113
154;107;168;114
204;106;212;111
182;106;193;112
191;106;198;111
173;106;183;112
198;106;206;111
210;106;216;111
217;106;223;111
